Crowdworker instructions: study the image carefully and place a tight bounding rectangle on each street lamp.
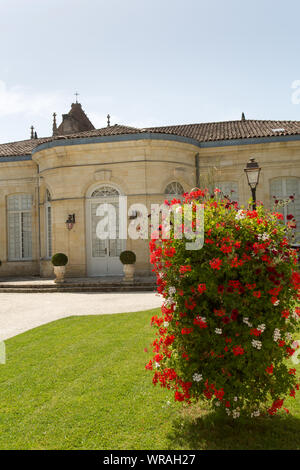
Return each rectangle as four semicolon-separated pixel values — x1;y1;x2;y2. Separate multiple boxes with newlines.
244;158;261;210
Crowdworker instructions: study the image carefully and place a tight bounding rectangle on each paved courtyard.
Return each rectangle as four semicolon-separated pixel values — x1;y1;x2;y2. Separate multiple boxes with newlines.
0;292;162;341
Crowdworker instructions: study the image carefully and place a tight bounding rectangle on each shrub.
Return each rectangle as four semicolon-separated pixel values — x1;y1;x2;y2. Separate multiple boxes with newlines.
119;251;136;265
51;253;68;266
146;188;300;418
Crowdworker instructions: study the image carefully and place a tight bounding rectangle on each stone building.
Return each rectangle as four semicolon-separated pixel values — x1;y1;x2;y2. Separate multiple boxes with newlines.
0;101;299;278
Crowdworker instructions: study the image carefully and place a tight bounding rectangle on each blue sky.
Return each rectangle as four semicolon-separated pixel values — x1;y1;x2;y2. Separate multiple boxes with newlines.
0;0;300;143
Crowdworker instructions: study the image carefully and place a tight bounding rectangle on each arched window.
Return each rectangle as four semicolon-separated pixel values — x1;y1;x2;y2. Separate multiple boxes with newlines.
215;182;239;203
45;189;52;258
7;194;33;260
164;182;184;199
270;177;300;243
91;186;120;198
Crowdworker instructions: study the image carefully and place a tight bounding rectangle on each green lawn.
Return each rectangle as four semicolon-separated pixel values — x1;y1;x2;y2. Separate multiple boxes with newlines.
0;308;299;450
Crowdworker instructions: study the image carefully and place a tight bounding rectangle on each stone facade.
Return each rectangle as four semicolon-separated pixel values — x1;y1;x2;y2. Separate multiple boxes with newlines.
0;104;299;278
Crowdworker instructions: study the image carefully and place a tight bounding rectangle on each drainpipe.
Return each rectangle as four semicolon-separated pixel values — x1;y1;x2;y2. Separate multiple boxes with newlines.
195;153;200;187
37;169;41;262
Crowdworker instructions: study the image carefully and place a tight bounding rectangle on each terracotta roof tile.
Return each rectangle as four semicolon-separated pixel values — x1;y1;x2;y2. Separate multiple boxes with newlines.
1;120;300;158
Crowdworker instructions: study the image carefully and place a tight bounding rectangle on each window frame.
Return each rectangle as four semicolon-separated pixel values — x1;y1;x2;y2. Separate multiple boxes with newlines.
7;194;33;261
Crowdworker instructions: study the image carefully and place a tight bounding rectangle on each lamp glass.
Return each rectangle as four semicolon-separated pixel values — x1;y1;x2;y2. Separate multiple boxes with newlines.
246;168;260;189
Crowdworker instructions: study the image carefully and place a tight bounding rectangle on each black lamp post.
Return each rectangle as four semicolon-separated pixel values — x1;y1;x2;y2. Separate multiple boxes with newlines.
244;158;261;210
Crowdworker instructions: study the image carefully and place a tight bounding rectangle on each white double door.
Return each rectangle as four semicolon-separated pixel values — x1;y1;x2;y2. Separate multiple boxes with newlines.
86;195;125;276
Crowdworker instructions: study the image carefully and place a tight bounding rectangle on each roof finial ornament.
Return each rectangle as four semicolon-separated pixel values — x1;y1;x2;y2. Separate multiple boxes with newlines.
74;91;79;104
52;112;58;136
107;114;111;127
30;125;34;139
241;112;246;121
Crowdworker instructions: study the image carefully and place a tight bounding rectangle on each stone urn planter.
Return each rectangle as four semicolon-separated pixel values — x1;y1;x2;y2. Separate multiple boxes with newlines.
119;250;136;282
51;253;68;284
123;264;135;282
53;265;66;284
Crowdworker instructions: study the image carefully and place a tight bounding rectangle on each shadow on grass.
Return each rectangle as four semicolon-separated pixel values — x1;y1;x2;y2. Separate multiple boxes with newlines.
166;405;300;450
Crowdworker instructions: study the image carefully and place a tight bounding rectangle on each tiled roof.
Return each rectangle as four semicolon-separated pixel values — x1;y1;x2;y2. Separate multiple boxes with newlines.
0;137;53;157
1;120;300;158
145;120;300;142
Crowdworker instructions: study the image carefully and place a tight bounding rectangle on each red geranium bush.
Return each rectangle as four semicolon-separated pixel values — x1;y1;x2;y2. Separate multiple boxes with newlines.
146;189;300;419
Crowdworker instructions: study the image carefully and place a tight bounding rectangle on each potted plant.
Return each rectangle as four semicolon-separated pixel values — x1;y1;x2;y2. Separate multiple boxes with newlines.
119;250;136;282
51;253;68;283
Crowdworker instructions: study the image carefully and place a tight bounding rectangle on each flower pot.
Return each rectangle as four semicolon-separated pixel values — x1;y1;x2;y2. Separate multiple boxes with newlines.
123;264;135;282
54;265;66;284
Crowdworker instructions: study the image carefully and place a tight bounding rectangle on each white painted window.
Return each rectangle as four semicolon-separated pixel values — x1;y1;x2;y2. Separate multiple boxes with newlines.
215;181;239;203
164;182;184;200
7;194;33;260
270;177;300;243
45;190;52;258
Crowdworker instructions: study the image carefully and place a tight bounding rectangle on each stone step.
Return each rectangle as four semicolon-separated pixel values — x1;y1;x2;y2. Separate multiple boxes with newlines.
0;284;156;293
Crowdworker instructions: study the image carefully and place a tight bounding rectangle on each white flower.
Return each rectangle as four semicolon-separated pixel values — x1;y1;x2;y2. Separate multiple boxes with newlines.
192;373;203;382
252;339;262;350
232;409;240;419
258;233;269;241
273;300;280;306
215;328;222;335
257;323;266;332
273;328;281;341
235;210;246;220
226;409;231;416
243;317;253;327
251;409;260;418
163;321;169;328
155;362;160;368
234;397;238;402
168;286;176;296
215;401;221;407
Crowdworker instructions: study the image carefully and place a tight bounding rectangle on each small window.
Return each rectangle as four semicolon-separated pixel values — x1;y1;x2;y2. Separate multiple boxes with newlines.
7;194;33;260
270;177;300;243
215;182;239;203
164;182;184;199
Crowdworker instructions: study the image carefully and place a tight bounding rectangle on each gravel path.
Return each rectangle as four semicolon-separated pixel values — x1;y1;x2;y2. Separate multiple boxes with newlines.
0;292;162;341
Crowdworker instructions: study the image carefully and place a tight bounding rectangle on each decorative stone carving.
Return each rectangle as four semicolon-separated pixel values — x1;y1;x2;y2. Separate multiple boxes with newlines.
94;170;112;181
174;167;186;179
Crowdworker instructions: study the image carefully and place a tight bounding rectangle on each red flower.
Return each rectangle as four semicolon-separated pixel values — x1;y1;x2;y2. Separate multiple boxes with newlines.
266;364;274;374
174;391;185;401
253;291;261;298
289;368;296;375
231;309;239;321
232;345;245;356
281;310;289;319
209;258;222;270
197;283;206;294
181;328;193;335
179;265;192;274
250;328;262;337
193;316;208;328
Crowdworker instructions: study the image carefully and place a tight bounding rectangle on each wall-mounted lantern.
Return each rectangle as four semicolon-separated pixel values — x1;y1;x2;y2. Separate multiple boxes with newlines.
128;210;138;220
66;214;76;230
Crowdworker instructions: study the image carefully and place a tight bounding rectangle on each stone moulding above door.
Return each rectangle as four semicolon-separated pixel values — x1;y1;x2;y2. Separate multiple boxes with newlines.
94;170;112;181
